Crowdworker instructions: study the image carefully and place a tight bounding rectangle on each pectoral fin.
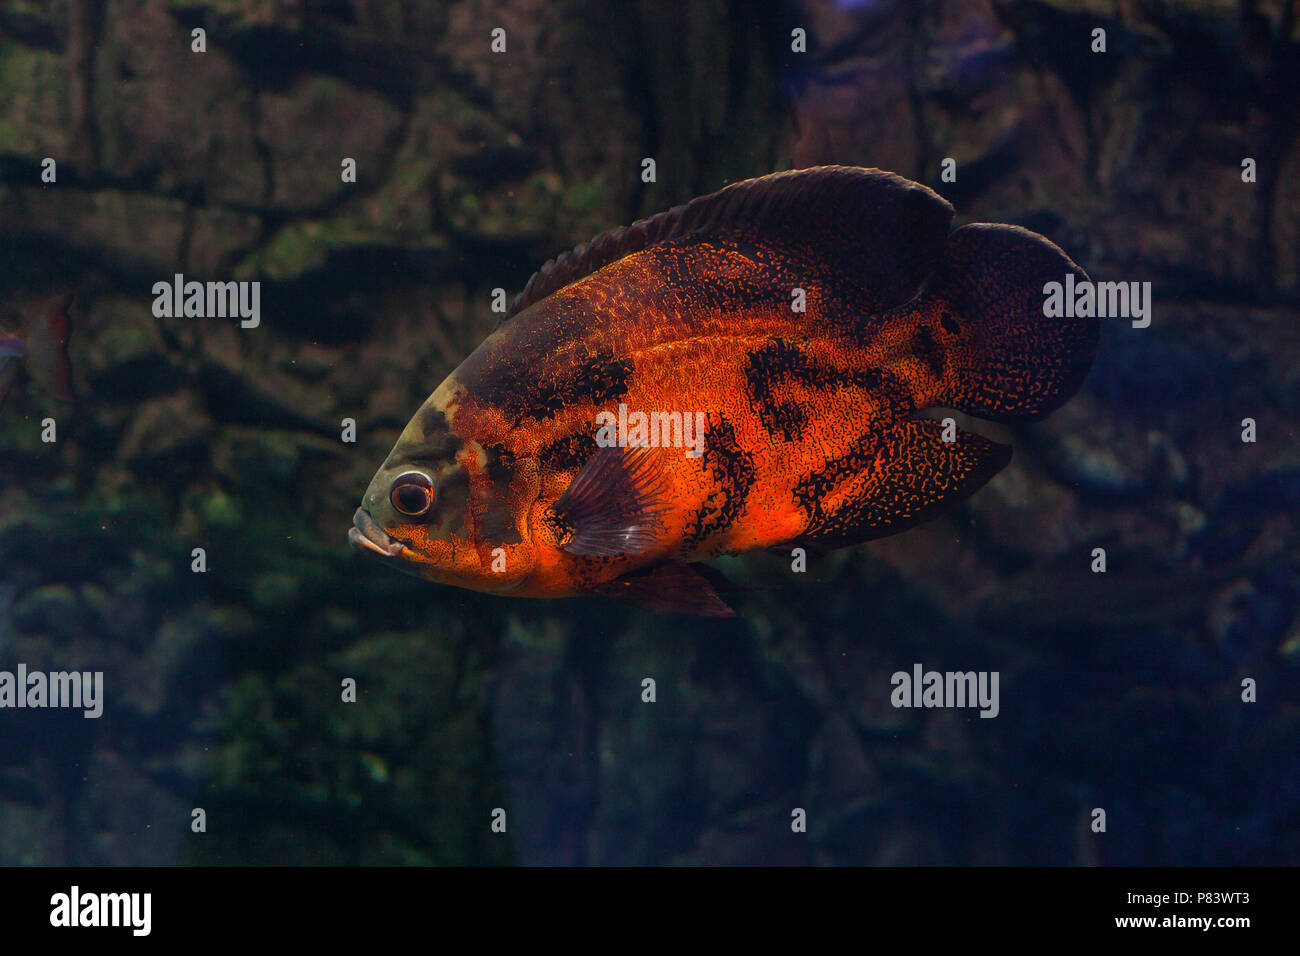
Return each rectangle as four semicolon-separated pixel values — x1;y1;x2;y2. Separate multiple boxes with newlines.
550;444;670;557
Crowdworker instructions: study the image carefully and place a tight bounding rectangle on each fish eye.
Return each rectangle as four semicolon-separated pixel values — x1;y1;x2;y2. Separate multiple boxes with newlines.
389;471;435;516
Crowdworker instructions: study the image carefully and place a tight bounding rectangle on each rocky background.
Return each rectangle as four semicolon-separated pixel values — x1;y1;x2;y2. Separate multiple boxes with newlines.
0;0;1297;865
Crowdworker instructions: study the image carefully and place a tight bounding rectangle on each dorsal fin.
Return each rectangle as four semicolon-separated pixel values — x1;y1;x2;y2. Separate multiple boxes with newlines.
507;165;954;320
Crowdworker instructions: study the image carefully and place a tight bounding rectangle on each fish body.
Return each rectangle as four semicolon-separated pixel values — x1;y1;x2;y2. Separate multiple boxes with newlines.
0;294;73;412
351;167;1097;614
0;335;26;401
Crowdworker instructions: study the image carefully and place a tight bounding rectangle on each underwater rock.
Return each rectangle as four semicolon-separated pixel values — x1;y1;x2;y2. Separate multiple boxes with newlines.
198;324;337;431
11;584;84;638
77;297;180;401
258;76;403;213
8;189;190;278
211;426;304;487
123;610;218;719
77;748;190;866
115;391;212;470
184;206;263;277
1032;394;1156;497
0;39;68;161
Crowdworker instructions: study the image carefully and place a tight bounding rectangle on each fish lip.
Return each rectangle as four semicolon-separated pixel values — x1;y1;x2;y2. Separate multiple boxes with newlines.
349;508;409;558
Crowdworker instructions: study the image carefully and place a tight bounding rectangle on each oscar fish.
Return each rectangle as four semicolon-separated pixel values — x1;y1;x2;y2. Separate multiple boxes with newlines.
0;294;74;413
350;166;1097;615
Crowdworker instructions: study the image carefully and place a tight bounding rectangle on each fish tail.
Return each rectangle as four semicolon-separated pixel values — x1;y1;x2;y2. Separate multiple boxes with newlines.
920;223;1098;422
25;293;74;402
0;360;16;413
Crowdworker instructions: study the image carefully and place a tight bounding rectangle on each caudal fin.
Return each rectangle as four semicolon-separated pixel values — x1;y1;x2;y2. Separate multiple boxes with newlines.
25;293;74;402
0;360;17;412
922;223;1097;422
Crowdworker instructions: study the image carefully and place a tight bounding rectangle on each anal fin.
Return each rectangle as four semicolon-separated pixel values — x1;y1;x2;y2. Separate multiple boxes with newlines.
594;561;737;617
798;418;1011;548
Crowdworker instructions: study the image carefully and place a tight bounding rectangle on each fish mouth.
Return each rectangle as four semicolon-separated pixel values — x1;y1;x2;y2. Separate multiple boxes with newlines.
348;508;409;558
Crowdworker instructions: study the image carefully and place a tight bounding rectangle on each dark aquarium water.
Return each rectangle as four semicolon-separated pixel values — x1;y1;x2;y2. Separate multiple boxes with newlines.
0;0;1297;870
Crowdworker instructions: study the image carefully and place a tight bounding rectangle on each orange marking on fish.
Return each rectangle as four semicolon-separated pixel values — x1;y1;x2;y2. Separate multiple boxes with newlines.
350;167;1097;615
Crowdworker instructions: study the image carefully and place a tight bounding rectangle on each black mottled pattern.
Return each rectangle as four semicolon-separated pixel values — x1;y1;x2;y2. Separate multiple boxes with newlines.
414;405;464;459
912;324;944;378
794;420;1010;546
792;433;879;537
744;338;812;442
484;442;516;484
418;404;448;436
539;432;598;473
744;337;887;443
393;408;463;482
650;238;797;313
476;443;523;544
474;346;633;425
533;352;633;420
507;167;955;328
682;415;756;553
430;463;470;535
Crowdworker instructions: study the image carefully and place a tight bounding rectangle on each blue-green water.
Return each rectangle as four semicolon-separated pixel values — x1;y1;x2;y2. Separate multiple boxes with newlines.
0;0;1297;866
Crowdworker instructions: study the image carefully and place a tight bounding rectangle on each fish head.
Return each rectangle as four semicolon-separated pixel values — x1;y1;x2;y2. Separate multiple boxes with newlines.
350;395;539;593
